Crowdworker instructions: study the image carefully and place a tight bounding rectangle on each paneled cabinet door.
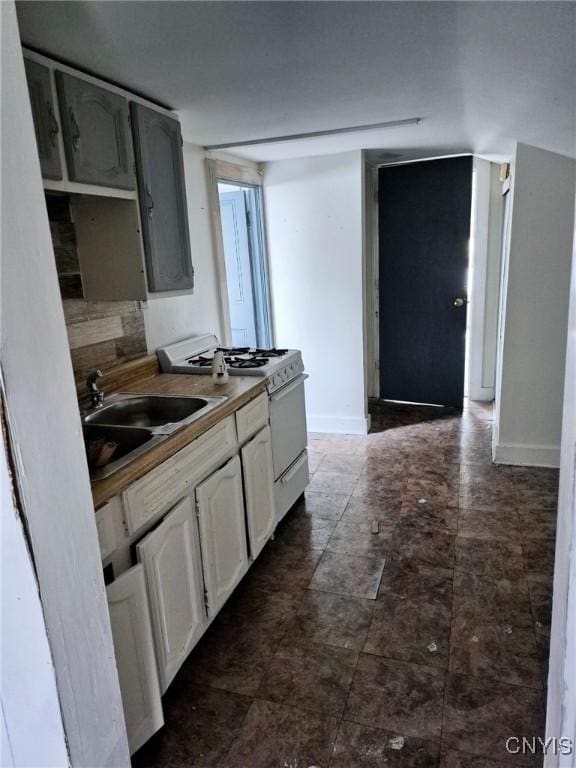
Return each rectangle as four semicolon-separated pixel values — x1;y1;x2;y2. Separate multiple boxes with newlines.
24;60;62;180
136;496;207;693
130;103;194;292
56;72;135;189
242;426;276;559
196;455;249;617
106;564;164;755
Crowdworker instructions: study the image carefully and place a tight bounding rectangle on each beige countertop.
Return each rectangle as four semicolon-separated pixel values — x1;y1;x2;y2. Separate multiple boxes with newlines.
91;371;267;507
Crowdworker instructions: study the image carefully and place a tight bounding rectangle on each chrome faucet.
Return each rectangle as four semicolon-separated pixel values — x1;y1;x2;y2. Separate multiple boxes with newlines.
87;370;105;408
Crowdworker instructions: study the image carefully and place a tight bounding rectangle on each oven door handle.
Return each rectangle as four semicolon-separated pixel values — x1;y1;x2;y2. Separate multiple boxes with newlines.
269;374;308;402
280;451;308;484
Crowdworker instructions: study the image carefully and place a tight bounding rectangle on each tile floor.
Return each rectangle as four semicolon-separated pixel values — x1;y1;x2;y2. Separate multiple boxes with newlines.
133;400;558;768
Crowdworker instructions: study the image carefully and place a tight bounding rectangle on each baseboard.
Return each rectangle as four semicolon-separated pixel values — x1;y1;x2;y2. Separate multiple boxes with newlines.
493;441;560;468
307;415;370;435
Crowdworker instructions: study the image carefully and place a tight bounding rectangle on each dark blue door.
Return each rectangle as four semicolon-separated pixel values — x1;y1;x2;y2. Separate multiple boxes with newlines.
378;156;472;408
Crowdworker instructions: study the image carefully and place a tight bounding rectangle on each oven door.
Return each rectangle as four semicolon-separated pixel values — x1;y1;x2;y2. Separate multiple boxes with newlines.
269;374;308;480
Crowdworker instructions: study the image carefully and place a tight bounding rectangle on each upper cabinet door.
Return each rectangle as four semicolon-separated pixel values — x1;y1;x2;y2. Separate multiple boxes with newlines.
24;60;62;180
241;426;276;559
136;496;207;693
130;103;194;293
56;72;135;189
196;456;249;617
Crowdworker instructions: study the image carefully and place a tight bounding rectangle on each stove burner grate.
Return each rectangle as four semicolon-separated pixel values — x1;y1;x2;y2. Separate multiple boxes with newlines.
186;353;270;369
216;346;250;356
228;357;269;369
253;348;288;357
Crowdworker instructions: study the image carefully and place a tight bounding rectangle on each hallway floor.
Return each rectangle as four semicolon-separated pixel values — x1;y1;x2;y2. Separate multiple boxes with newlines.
134;400;558;768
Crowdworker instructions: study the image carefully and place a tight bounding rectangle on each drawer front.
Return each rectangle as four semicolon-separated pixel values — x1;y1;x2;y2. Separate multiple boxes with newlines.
236;392;269;445
122;416;237;536
96;497;124;560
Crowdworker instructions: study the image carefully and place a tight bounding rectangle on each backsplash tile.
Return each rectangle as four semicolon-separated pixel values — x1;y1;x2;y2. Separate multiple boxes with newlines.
46;194;147;388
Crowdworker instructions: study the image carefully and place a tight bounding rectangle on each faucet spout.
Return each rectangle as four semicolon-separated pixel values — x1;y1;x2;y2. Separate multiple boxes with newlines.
87;370;105;408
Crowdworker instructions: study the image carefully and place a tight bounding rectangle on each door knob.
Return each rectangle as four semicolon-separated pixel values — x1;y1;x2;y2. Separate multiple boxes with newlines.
453;297;467;308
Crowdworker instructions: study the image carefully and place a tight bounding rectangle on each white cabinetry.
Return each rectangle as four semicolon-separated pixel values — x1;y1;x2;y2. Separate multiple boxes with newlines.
196;455;249;617
106;564;163;755
241;426;276;559
136;497;207;693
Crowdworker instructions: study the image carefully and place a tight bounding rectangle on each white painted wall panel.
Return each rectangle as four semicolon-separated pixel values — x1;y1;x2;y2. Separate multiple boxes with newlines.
545;194;576;767
263;151;368;434
494;142;576;466
1;431;68;767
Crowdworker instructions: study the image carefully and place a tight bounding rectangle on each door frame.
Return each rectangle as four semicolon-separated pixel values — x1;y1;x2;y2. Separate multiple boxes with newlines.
206;158;274;347
365;153;502;406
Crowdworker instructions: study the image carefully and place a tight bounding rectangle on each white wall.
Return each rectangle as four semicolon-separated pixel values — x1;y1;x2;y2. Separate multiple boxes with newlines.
1;421;68;767
263;151;368;434
546;193;576;767
468;159;504;401
1;4;129;764
142;143;224;349
494;143;576;467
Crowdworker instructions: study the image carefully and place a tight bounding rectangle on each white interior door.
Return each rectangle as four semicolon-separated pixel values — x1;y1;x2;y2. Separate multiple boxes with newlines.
106;564;164;755
242;425;276;558
219;190;257;347
136;496;207;693
196;455;249;616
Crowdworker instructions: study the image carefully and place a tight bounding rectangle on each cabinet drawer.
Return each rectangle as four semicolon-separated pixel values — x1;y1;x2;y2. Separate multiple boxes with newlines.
122;416;237;536
236;392;269;444
96;497;125;560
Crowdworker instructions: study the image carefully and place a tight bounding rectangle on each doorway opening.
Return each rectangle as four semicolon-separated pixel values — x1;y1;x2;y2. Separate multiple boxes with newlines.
217;181;272;348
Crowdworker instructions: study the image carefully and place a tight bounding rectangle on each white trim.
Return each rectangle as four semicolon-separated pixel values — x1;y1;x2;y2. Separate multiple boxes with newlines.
493;441;560;468
307;415;370;435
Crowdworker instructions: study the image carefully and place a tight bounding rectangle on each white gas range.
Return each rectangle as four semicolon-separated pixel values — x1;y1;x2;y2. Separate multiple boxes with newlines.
157;335;309;522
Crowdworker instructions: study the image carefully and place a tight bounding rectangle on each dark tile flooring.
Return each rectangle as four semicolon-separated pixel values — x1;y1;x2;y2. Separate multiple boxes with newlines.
133;400;558;768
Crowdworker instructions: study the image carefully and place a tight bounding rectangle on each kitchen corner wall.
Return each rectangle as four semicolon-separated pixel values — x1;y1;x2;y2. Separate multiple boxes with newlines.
263;150;368;434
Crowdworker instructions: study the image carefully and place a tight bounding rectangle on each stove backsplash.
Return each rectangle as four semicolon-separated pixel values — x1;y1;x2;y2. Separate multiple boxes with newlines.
46;194;147;391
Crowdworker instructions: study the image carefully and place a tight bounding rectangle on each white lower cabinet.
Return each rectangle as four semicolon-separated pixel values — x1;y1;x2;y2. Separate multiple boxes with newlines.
196;455;249;617
241;425;276;558
136;496;207;693
106;564;164;755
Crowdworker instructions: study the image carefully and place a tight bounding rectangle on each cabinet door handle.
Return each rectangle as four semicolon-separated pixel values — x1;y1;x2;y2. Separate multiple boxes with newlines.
69;107;81;150
46;102;59;148
144;184;154;217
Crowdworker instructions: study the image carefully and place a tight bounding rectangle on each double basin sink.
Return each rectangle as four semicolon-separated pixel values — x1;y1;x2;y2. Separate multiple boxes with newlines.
83;393;227;479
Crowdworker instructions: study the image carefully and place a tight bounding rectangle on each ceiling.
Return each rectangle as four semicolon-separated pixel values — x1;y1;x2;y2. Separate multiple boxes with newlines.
16;1;576;163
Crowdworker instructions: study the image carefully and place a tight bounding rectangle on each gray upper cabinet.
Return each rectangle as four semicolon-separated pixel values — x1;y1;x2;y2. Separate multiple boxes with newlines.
24;60;62;180
56;72;135;190
130;104;194;293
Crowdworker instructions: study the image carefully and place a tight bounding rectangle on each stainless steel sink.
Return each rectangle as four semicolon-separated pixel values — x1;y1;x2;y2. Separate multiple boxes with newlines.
82;392;227;478
83;424;166;480
84;393;224;430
